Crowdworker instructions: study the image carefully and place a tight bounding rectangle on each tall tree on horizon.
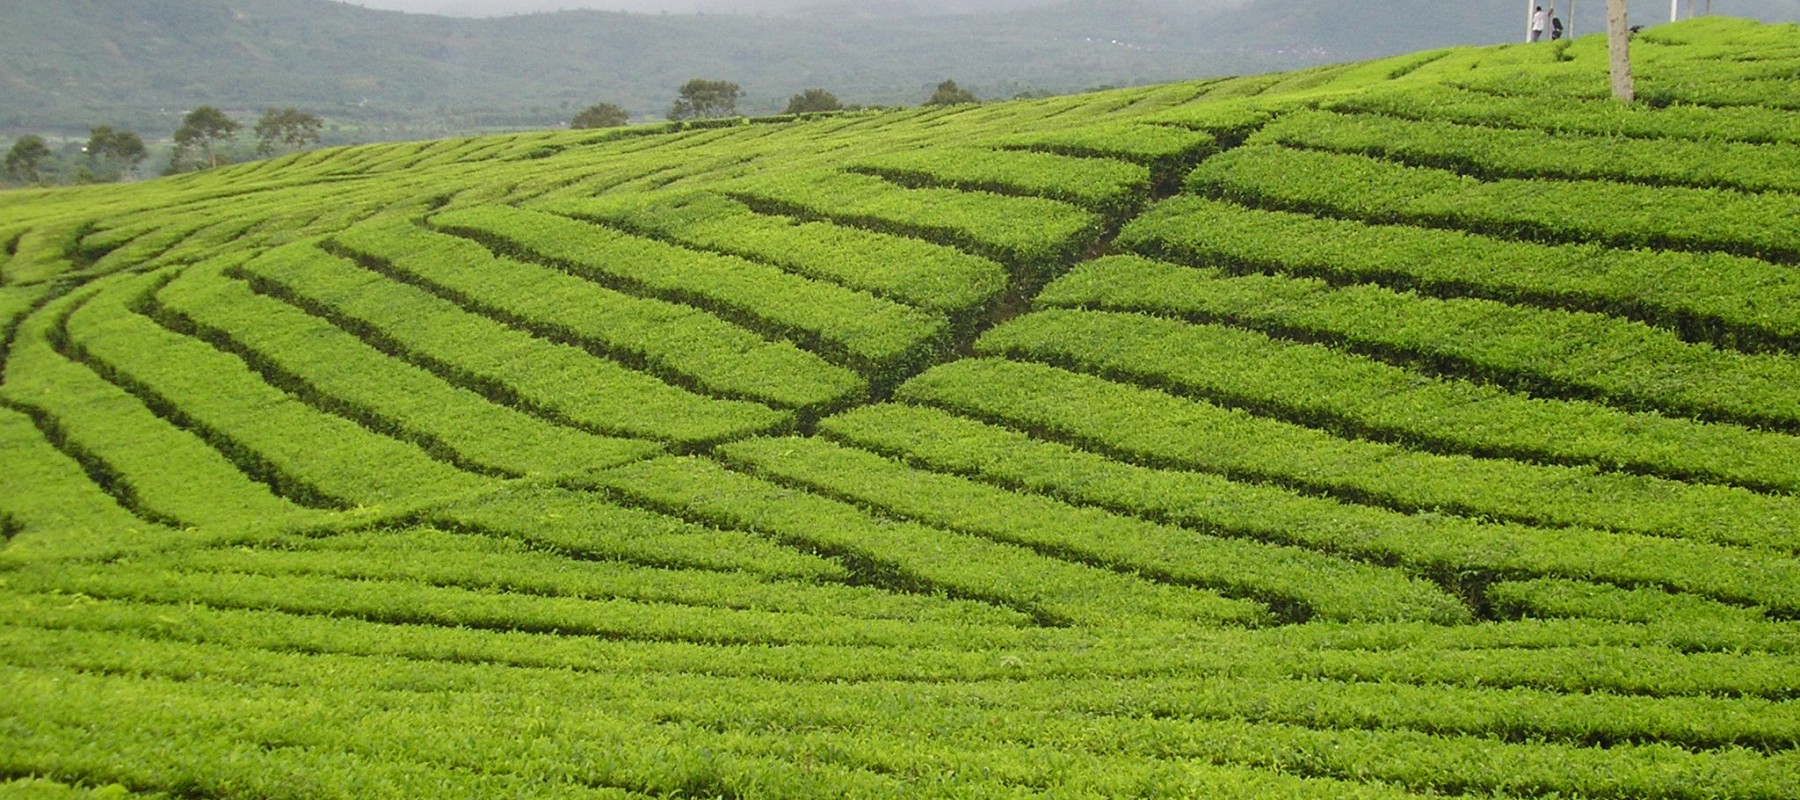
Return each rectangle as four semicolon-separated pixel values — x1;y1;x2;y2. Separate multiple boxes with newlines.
3;135;53;184
171;106;240;170
86;126;148;181
669;79;742;120
254;108;323;156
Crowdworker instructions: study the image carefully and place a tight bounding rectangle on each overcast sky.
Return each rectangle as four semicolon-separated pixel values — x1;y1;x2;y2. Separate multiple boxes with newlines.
342;0;1063;15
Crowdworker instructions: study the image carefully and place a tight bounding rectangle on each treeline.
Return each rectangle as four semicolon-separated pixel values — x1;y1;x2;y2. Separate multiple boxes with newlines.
570;78;985;130
2;106;324;188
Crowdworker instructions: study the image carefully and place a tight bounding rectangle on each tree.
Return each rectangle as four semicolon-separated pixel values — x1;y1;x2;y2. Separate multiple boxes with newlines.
783;88;842;115
1606;0;1636;102
669;79;742;120
254;108;323;156
4;135;53;184
171;106;241;171
924;80;979;106
85;126;148;181
571;103;630;129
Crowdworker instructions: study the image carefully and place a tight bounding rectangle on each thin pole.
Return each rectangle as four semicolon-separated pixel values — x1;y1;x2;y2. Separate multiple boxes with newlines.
1569;0;1576;38
1671;0;1680;21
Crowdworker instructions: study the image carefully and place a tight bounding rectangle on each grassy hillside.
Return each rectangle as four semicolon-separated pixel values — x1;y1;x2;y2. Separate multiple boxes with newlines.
4;16;1800;797
0;0;1290;137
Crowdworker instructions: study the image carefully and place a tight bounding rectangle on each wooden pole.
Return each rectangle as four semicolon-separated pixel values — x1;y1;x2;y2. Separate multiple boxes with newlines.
1608;0;1636;102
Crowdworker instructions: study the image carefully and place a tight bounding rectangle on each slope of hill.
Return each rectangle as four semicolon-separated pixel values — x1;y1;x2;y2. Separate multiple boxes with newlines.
4;16;1800;797
0;0;1684;138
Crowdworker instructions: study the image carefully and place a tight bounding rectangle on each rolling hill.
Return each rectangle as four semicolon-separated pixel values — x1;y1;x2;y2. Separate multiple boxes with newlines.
5;0;1746;138
4;15;1800;797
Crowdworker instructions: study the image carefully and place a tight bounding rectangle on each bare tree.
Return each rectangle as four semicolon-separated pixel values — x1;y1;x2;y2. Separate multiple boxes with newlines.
1606;0;1635;102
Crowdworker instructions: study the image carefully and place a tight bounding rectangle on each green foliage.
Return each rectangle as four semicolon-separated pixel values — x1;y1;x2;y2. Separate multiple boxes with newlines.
169;106;240;172
253;107;323;156
925;79;980;106
328;217;859;412
546;192;1007;315
783;88;843;115
6;18;1800;798
82;126;147;182
431;204;949;386
3;135;52;183
570;102;630;129
669;78;743;120
1190;144;1800;262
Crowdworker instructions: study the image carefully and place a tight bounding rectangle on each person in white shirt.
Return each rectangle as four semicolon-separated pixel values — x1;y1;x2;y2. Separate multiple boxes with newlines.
1531;5;1551;41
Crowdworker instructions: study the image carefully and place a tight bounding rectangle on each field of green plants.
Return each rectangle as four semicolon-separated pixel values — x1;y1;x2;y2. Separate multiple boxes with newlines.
3;16;1799;798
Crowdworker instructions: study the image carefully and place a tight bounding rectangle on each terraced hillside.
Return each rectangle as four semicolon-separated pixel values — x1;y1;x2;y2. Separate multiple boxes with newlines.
4;16;1800;798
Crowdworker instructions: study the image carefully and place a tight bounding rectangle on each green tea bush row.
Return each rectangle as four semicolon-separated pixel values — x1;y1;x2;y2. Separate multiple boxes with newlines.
1;661;843;800
432;487;845;582
0;592;1051;683
918;341;1800;555
430;205;950;382
1044;255;1800;433
331;217;860;412
1489;577;1770;626
154;258;659;478
820;406;1800;653
1120;195;1800;353
988;303;1800;494
987;120;1219;192
7;560;1004;651
239;241;790;446
184;528;1025;628
887;364;1800;613
725;168;1103;278
543;193;1006;316
1253;109;1800;193
61;266;493;510
591;455;1272;627
2;281;328;532
12;585;1793;700
5;625;1794;800
978;309;1800;544
717;435;1468;624
0;645;1421;800
3;217;88;284
0;405;182;564
11;620;1795;791
845;146;1152;219
1190;145;1800;262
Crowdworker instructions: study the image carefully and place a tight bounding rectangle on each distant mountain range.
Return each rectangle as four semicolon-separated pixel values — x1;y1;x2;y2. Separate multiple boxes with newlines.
3;0;1795;142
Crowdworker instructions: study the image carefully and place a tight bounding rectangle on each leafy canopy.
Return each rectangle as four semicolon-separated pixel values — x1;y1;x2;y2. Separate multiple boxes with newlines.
255;107;323;155
669;78;742;120
571;103;630;129
171;106;241;171
3;134;52;183
85;125;148;180
784;88;843;115
925;80;980;106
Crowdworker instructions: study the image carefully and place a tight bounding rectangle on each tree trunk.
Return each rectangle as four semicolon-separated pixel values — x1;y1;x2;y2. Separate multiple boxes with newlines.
1607;0;1636;102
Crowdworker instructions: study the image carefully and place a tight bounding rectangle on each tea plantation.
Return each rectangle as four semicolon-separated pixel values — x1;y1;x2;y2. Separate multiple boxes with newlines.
3;17;1799;798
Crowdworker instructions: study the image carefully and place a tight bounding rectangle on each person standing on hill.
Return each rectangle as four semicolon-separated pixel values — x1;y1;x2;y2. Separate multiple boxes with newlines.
1531;5;1550;41
1552;13;1566;39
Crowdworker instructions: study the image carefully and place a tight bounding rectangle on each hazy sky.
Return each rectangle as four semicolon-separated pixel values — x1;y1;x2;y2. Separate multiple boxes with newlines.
343;0;1064;15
